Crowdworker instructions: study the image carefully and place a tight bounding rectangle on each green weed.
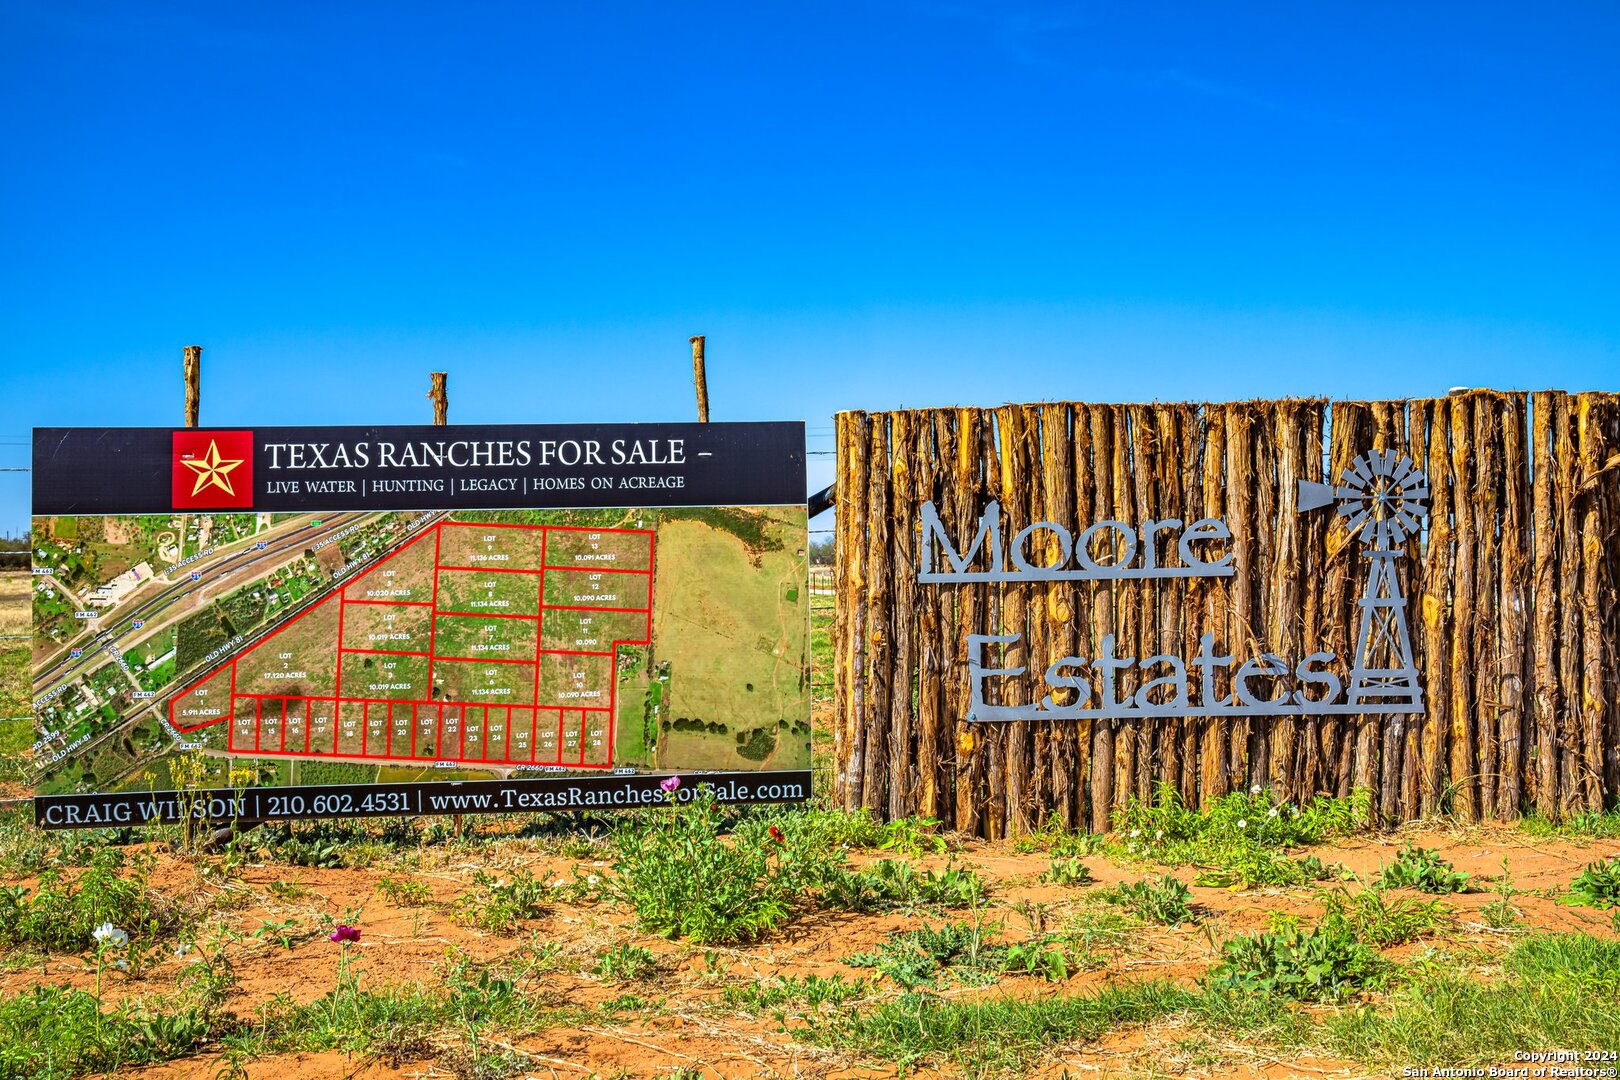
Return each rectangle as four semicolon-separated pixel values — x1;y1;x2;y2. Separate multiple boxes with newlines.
1041;857;1094;886
1519;809;1620;840
0;985;223;1079
1013;815;1106;858
453;869;549;933
998;939;1076;982
1112;782;1368;888
843;921;1002;989
722;974;866;1011
1323;934;1620;1065
1377;843;1470;894
1318;886;1447;947
1207;925;1386;1002
0;849;176;953
822;858;986;912
1561;857;1620;910
251;919;299;950
1110;874;1194;925
593;943;656;982
608;787;794;944
376;874;435;908
1480;857;1521;929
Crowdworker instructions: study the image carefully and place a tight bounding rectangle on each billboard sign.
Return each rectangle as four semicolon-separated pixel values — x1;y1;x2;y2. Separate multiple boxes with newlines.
28;422;811;827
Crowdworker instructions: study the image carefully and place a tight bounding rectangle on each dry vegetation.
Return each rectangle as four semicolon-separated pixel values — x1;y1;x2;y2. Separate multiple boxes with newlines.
0;571;28;636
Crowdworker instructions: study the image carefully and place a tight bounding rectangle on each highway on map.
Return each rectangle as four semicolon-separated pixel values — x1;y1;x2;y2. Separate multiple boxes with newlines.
29;511;451;785
32;512;445;700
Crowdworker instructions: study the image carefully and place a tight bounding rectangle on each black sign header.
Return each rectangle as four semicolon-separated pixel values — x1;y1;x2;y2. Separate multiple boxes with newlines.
33;422;805;515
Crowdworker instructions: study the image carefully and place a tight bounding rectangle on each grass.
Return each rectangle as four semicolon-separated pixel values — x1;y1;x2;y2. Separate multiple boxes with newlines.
809;591;834;704
722;974;867;1012
1520;809;1620;840
805;979;1198;1073
1323;935;1620;1067
0;645;27;717
808;934;1620;1075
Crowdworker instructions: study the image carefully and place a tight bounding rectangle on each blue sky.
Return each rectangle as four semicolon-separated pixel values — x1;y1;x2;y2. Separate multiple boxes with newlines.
3;2;1616;534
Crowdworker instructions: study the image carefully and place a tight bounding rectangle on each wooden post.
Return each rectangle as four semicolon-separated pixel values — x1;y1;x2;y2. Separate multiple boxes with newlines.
183;345;203;427
690;336;710;422
429;372;448;425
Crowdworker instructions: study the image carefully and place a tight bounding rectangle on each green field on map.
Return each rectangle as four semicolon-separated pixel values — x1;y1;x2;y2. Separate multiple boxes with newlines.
26;506;809;795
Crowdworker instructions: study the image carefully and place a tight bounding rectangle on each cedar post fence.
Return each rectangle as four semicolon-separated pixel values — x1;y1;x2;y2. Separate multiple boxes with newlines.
832;391;1620;834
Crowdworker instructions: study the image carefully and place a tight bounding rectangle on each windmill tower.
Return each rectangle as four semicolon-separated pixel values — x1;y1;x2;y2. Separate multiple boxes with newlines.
1299;450;1428;710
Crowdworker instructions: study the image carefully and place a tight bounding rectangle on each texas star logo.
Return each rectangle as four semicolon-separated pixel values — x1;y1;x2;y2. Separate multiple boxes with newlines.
171;430;254;509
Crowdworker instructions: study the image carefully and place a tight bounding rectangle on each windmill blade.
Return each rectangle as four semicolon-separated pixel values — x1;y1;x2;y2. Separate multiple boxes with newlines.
1298;479;1337;512
1345;456;1374;488
1390;456;1420;486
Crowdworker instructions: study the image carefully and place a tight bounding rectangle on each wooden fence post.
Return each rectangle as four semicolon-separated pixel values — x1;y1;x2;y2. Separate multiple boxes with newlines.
183;345;202;427
429;373;448;425
690;336;709;422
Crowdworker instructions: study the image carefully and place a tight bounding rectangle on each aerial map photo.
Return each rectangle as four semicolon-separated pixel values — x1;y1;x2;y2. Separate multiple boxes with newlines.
27;504;810;797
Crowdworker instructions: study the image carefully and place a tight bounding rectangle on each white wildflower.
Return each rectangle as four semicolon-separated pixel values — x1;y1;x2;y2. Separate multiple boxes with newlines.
1236;819;1248;830
587;874;600;885
1130;829;1142;839
1250;783;1263;795
92;923;128;949
1267;807;1280;819
1155;829;1164;840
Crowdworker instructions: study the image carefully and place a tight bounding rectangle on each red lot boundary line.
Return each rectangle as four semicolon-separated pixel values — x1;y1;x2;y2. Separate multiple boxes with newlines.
532;530;547;727
426;527;442;703
173;519;655;770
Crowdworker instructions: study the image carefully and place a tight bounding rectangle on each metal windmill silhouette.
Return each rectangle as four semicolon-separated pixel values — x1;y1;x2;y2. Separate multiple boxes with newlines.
1299;449;1427;710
